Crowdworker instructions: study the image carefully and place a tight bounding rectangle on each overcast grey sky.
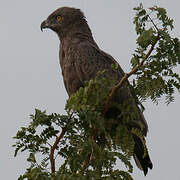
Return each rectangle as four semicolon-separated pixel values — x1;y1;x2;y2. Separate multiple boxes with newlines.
0;0;179;179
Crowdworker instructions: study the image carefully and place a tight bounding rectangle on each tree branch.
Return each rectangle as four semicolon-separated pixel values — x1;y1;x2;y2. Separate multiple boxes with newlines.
102;34;160;115
49;128;66;173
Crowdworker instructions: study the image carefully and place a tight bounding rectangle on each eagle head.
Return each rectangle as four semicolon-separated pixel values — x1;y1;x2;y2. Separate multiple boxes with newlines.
40;7;86;37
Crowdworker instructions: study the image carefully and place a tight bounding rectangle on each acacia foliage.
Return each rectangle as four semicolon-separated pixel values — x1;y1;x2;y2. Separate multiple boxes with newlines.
14;71;135;180
13;4;180;180
132;4;180;104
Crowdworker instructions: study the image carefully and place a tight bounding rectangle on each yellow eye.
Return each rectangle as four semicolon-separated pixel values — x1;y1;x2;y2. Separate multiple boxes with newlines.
56;15;62;22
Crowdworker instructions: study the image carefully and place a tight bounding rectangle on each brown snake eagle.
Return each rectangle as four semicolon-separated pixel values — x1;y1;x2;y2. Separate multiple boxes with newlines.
41;7;153;175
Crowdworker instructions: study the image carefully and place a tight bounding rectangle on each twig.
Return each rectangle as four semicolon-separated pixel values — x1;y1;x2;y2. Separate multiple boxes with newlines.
147;14;159;32
49;127;66;173
102;34;160;115
47;142;52;147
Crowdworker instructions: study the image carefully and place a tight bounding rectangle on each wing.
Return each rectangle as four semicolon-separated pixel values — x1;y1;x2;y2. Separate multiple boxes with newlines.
74;42;124;83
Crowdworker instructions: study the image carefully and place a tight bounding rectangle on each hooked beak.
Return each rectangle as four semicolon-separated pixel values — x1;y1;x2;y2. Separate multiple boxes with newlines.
40;20;50;32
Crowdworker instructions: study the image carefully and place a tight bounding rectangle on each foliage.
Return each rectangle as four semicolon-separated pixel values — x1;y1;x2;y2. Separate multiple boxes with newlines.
14;71;135;179
132;3;180;104
13;4;179;180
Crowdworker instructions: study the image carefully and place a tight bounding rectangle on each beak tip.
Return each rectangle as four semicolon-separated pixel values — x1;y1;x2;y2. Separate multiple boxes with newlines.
40;20;47;32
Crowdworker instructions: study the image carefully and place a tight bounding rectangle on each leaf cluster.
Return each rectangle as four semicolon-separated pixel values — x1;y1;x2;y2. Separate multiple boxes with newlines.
132;3;180;104
13;110;69;157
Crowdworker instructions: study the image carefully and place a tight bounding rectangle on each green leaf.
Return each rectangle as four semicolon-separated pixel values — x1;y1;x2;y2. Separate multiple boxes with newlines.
136;28;155;48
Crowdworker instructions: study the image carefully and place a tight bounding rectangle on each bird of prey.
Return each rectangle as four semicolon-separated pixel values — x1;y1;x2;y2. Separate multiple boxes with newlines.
41;7;153;175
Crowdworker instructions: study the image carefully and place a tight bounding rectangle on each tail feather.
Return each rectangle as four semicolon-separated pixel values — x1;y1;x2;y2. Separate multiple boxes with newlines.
133;135;153;175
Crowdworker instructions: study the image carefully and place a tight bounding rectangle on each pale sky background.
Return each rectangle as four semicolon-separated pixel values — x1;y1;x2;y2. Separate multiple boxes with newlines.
0;1;180;179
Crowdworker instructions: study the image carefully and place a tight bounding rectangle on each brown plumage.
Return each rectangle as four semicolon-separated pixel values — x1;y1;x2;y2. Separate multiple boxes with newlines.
41;7;153;175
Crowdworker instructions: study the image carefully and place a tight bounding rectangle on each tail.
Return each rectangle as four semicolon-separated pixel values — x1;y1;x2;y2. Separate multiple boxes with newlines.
133;135;153;175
